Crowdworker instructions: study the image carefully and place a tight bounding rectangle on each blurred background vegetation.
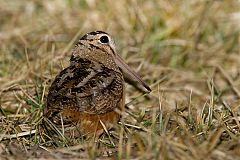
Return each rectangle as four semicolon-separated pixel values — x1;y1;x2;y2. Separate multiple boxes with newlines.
0;0;240;159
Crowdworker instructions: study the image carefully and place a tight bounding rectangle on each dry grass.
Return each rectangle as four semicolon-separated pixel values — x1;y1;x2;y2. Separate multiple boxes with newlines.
0;0;240;159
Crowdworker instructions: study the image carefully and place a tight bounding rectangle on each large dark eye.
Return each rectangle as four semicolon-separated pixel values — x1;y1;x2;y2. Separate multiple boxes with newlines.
99;36;109;44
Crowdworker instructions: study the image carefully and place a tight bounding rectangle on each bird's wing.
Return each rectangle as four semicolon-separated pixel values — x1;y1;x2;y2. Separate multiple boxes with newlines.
46;58;124;116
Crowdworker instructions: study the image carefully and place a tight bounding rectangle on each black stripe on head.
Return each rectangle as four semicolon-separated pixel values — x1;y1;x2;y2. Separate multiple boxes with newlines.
89;31;108;35
80;31;109;40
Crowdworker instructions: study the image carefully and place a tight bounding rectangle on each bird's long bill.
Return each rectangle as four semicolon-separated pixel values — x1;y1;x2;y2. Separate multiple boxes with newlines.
115;54;151;92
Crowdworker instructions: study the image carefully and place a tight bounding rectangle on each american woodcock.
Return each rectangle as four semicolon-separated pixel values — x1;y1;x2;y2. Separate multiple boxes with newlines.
44;31;151;137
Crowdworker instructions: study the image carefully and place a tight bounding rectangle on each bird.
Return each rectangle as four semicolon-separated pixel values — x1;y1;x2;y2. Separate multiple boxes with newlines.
44;31;151;138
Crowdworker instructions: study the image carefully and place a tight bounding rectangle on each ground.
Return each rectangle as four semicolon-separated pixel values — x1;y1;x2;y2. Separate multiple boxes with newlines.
0;0;240;159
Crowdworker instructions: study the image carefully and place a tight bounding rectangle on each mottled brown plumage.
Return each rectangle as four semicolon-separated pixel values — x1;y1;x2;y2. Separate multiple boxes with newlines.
44;31;151;137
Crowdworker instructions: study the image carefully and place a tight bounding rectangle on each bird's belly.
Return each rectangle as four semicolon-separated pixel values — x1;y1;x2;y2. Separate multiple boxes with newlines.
60;108;121;137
